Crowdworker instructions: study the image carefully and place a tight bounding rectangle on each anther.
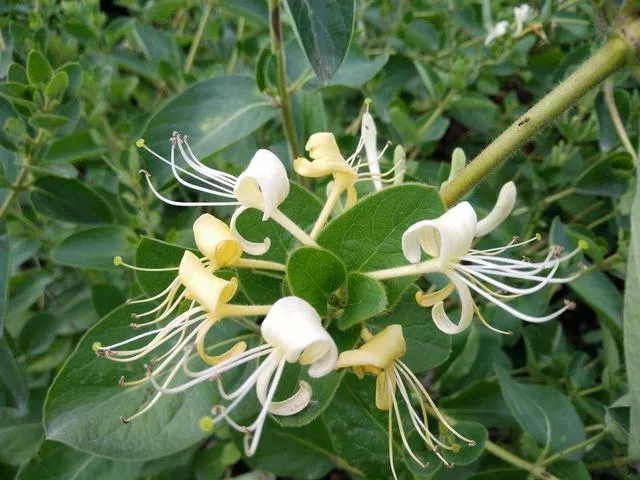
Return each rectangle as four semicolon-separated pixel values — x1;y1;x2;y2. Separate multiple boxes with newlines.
130;323;140;329
144;364;153;375
131;313;138;319
578;239;589;250
139;169;150;177
118;376;126;387
125;298;132;304
199;416;215;433
467;440;476;447
564;300;577;310
114;256;123;266
120;416;130;424
535;232;542;241
135;138;145;148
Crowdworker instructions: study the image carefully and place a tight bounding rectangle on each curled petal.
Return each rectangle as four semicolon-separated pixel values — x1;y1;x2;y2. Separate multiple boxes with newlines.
261;296;338;378
415;282;455;307
196;318;248;365
475;182;516;237
401;202;477;265
230;207;271;256
430;272;474;335
336;325;406;372
193;213;242;266
234;149;289;220
375;370;395;410
256;368;313;416
179;251;238;312
361;112;381;191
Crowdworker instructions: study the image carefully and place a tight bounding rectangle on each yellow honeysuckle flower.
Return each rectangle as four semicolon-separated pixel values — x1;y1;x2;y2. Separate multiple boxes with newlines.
337;325;475;478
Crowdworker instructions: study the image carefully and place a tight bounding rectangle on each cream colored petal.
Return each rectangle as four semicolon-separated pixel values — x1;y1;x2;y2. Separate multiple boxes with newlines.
431;271;474;334
260;296;338;378
475;181;516;237
361;112;382;191
193;213;242;265
234;149;289;220
179;251;238;312
230;206;271;256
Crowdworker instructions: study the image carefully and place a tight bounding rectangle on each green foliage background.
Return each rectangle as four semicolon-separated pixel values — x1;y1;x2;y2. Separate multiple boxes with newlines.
0;0;638;479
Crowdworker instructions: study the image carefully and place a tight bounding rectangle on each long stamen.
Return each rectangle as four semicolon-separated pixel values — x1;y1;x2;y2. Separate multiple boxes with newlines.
174;140;238;194
140;170;240;207
114;256;179;272
388;376;428;468
181;136;238;184
472;302;513;336
461;275;576;323
396;361;476;446
456;261;561;296
388;408;399;480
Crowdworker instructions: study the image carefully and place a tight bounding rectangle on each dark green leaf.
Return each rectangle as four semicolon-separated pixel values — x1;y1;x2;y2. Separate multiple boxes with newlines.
337;272;387;330
495;365;586;460
29;113;69;130
0;231;8;333
52;225;136;270
0;336;29;412
30;177;114;224
45;71;69;101
286;246;346;317
285;0;355;82
575;152;633;197
318;184;445;305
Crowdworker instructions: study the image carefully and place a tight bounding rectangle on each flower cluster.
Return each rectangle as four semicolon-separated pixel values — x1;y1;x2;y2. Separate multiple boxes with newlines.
485;4;536;46
96;108;583;478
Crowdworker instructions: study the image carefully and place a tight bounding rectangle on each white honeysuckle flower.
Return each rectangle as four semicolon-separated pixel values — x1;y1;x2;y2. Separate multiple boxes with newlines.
337;325;475;478
136;133;289;220
368;182;585;335
149;296;338;457
485;20;509;46
514;4;535;37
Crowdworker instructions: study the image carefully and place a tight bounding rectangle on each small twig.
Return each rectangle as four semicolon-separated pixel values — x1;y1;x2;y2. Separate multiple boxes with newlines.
184;0;214;74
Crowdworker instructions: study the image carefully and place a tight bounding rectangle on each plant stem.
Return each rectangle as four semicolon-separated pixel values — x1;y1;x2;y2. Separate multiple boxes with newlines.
416;89;457;140
587;456;636;470
234;258;286;271
184;0;214;74
542;430;609;466
485;441;559;480
603;77;637;163
268;0;301;160
440;37;631;207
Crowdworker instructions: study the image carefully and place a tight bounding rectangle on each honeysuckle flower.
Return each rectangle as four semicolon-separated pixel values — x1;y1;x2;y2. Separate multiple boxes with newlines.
361;105;382;192
513;4;535;37
148;296;338;456
296;129;399;238
337;325;475;478
366;182;585;334
485;20;508;45
136;132;315;248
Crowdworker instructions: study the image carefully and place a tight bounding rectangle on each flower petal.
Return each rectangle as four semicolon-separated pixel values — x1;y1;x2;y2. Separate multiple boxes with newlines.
475;181;517;237
336;325;406;371
230;207;271;256
234;149;290;220
193;213;243;266
431;271;474;334
401;202;477;265
179;251;238;312
260;296;338;377
361;112;382;191
256;373;313;416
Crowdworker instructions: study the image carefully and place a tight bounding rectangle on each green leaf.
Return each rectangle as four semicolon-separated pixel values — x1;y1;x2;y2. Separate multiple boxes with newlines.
440;380;517;428
243;419;335;479
286;246;346;317
440;421;488;466
605;394;630;444
449;94;498;134
0;336;29;412
195;441;241;480
17;441;143;480
624;160;640;457
45;71;69;101
141;75;277;180
575;152;634;198
0;230;9;333
52;225;136;270
92;284;127;318
368;286;450;372
6;272;57;332
30;177;114;224
135;236;192;297
235;183;322;304
595;90;630;152
44;130;106;164
317;184;445;305
337;272;387;330
548;461;591;480
27;336;73;373
44;303;248;459
0;406;43;466
59;62;83;101
18;312;63;357
26;50;53;86
285;0;355;82
495;365;586;460
28;113;69;131
8;63;28;83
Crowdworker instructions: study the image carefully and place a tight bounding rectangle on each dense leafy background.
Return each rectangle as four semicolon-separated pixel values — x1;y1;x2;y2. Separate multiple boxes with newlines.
0;0;638;479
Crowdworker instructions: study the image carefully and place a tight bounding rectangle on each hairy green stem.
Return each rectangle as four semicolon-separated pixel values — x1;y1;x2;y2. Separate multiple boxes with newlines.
269;0;301;160
441;37;631;207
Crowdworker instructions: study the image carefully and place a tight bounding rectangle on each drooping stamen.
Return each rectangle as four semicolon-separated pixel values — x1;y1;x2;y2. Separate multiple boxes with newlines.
472;302;513;336
388;376;428;468
140;169;240;208
180;134;239;184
